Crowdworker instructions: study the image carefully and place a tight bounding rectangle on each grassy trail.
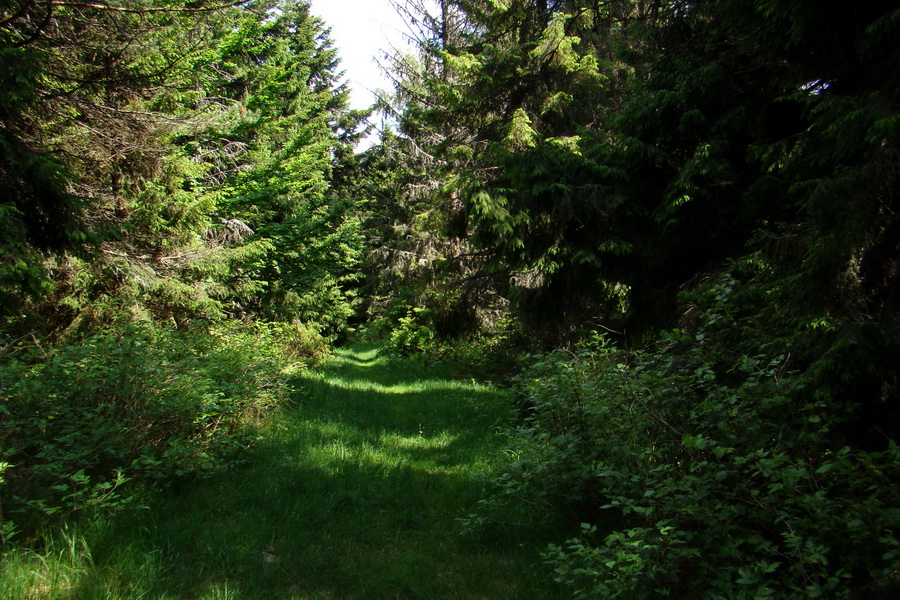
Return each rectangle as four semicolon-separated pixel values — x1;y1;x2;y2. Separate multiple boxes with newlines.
6;345;564;599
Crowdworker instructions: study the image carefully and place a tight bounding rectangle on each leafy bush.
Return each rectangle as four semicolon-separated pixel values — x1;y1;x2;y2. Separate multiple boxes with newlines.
485;327;900;597
388;307;437;355
271;319;330;364
0;320;300;540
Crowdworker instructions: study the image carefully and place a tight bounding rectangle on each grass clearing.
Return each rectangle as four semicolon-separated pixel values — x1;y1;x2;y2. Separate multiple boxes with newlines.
2;344;568;599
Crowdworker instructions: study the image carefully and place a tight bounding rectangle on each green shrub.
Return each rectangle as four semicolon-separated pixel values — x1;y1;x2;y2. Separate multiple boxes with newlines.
0;320;298;540
486;329;900;598
388;307;437;355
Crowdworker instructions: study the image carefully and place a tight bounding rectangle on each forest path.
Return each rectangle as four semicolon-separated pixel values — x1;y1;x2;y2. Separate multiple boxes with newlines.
57;344;564;599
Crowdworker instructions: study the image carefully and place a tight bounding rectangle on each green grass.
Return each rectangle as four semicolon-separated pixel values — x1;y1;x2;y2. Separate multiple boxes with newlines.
2;344;568;599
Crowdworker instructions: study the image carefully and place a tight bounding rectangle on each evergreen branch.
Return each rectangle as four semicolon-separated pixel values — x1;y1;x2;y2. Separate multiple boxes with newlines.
51;0;243;15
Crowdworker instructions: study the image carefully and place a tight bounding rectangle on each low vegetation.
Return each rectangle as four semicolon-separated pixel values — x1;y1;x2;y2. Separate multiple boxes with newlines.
1;346;566;599
483;295;900;598
1;320;318;541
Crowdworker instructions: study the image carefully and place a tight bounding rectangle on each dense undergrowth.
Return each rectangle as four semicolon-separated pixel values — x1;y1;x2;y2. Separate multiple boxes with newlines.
468;279;900;599
0;320;323;543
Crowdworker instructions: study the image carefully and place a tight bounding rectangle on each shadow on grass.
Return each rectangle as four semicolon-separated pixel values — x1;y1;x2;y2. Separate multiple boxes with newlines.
72;345;567;600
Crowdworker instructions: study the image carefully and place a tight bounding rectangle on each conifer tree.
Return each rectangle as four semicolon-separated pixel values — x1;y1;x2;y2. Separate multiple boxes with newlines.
194;0;364;337
378;0;646;343
1;0;364;339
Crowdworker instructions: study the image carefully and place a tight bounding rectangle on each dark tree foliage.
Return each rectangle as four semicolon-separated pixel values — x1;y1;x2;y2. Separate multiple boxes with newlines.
355;0;509;345
1;0;224;327
377;0;899;376
371;0;900;596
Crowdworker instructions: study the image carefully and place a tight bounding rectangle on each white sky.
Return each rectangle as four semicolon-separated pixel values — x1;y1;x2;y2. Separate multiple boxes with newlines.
308;0;413;112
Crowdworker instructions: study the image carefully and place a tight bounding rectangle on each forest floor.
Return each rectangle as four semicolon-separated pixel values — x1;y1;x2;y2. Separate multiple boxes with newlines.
4;344;567;599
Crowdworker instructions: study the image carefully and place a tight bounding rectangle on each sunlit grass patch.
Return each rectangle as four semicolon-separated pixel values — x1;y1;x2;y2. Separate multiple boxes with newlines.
312;375;485;395
0;542;85;599
378;429;457;450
